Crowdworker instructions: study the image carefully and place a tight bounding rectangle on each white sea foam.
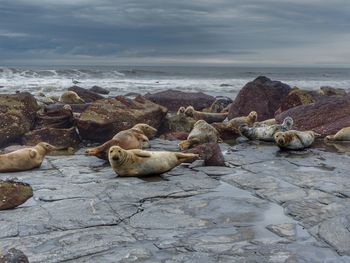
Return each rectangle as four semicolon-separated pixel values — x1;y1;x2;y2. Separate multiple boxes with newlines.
0;66;349;98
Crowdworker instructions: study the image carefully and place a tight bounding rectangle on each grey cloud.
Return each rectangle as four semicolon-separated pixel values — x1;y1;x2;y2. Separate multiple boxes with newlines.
0;0;349;65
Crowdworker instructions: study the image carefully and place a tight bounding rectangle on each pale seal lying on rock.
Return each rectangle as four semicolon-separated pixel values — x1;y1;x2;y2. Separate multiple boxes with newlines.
0;142;56;172
59;91;85;104
253;118;277;127
325;127;350;141
86;124;157;160
184;106;228;123
240;117;293;141
178;120;222;150
274;130;320;150
227;111;257;129
108;146;198;176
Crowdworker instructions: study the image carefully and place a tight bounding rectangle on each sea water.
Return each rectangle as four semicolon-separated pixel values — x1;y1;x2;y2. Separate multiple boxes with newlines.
0;65;350;98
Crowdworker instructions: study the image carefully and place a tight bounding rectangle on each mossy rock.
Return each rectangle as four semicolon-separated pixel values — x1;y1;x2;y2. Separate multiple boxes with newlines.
0;180;33;210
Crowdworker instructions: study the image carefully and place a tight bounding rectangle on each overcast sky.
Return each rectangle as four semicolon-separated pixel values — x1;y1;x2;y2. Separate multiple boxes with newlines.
1;0;350;66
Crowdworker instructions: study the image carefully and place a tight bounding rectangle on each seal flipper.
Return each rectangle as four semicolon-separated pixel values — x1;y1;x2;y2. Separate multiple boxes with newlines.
132;150;152;158
29;149;37;158
175;152;199;163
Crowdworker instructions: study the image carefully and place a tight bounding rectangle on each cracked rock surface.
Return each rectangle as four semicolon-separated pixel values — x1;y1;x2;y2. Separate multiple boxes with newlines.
0;139;350;262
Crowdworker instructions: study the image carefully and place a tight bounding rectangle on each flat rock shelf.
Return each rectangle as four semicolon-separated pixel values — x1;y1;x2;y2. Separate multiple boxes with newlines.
0;139;350;263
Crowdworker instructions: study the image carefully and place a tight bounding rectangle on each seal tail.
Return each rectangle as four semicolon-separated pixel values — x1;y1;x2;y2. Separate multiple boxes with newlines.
175;152;199;163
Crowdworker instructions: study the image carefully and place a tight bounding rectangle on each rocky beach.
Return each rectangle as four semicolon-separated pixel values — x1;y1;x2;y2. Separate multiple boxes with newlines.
1;74;350;263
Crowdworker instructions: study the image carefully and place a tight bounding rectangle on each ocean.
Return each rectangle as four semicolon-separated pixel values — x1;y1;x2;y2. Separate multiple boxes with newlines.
0;65;350;98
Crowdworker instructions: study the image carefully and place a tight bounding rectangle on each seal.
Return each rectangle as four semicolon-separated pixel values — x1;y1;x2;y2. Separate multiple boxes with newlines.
253;118;277;127
0;142;56;172
108;146;198;176
227;111;257;129
325;127;350;141
178;120;222;150
59;91;85;104
177;106;187;119
184;106;228;123
240;117;293;141
274;130;320;150
85;123;157;160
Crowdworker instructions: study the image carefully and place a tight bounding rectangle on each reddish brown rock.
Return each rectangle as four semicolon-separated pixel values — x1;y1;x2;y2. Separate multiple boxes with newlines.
0;180;33;210
89;85;110;94
45;103;90;113
35;106;74;129
77;96;167;142
211;123;240;141
275;87;326;115
0;92;39;147
184;143;225;166
228;76;291;121
144;89;215;111
160;131;189;141
68;86;104;102
276;95;350;136
22;127;80;148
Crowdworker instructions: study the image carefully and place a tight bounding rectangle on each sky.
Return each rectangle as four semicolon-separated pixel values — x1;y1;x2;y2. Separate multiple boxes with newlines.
0;0;350;66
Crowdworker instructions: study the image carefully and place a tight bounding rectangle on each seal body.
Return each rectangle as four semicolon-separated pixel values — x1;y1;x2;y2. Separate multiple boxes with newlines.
228;111;257;129
184;106;228;123
179;120;222;150
274;130;317;150
325;127;350;141
59;91;85;104
241;117;293;141
85;124;157;160
253;118;277;127
0;142;56;172
108;146;198;176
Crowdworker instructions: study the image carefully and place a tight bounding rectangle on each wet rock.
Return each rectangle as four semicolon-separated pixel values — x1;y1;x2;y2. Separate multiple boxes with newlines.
0;180;33;210
0;248;29;263
276;95;350;136
266;223;296;240
0;92;38;146
144;89;215;111
320;86;347;96
228;76;291;121
77;96;167;142
160;131;189;141
317;216;350;256
35;106;74;129
275;87;324;115
89;85;110;95
22;127;80;148
68;86;104;102
184;143;226;166
211;122;240;141
45;103;89;113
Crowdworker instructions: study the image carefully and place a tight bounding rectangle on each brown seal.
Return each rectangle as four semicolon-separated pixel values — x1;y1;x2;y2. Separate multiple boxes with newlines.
325;127;350;141
85;123;157;160
184;106;228;123
59;91;85;104
179;120;222;150
227;111;257;129
0;142;56;172
108;146;198;176
274;130;320;150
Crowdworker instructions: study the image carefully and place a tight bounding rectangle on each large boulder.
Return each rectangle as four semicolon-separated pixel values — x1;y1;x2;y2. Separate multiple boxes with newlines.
144;89;215;112
275;87;327;115
228;76;291;121
22;127;80;148
184;143;225;166
211;122;240;141
68;86;104;102
0;180;33;210
276;95;350;136
77;96;167;142
0;92;38;147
